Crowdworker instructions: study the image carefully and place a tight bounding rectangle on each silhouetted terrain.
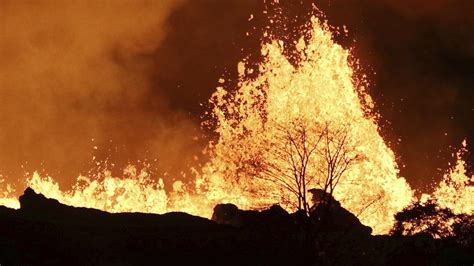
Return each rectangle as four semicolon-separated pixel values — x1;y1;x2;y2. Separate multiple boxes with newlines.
0;188;472;265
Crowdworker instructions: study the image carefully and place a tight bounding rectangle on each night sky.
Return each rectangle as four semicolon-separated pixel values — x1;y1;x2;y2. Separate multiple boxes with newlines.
0;0;472;194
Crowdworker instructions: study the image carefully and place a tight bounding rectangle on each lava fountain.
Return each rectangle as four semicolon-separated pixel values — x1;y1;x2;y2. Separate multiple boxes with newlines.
423;139;474;215
197;16;414;234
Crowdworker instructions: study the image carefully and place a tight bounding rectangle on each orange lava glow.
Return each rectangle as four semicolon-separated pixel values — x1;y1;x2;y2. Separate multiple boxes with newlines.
422;140;474;215
198;16;414;234
0;15;472;236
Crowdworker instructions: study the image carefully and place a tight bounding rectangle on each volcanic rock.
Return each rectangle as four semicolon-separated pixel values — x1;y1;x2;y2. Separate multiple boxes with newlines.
211;203;294;231
0;188;470;265
309;188;373;235
18;187;215;228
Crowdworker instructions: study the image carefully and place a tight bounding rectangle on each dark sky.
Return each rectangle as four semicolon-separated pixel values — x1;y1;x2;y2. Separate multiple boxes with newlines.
0;0;473;193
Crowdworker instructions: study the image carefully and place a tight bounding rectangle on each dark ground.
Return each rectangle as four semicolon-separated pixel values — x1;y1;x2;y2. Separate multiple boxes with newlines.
0;188;472;266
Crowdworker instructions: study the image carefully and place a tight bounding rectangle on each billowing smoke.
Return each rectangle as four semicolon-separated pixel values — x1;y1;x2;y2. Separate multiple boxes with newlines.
0;0;207;190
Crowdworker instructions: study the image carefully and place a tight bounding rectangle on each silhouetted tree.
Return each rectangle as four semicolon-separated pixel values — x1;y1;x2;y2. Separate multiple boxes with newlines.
247;119;364;216
391;200;474;245
316;125;365;208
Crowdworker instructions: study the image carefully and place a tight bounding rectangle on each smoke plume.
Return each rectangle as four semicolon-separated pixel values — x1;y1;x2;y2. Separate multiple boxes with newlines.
0;0;207;190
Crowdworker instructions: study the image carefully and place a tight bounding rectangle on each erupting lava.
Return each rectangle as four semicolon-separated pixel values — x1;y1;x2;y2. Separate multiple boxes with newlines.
423;140;474;215
198;16;414;234
0;15;472;235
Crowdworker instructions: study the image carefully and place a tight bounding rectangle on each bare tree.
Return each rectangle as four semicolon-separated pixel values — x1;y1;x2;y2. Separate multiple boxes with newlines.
316;125;365;208
246;118;364;216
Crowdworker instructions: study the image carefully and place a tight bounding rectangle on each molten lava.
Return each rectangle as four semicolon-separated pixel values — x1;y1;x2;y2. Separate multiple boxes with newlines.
198;16;414;234
0;15;472;236
422;140;474;214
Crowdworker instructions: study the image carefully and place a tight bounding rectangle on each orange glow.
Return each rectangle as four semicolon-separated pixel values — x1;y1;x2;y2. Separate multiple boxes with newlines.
422;140;474;215
198;16;414;234
0;178;19;209
0;15;471;237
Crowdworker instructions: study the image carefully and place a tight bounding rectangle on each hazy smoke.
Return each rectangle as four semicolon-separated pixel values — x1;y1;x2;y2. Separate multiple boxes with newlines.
0;0;207;189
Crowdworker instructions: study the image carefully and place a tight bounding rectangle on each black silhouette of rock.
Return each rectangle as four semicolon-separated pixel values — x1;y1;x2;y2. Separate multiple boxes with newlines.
308;188;373;235
0;188;310;265
212;203;293;231
19;187;104;218
0;187;472;265
211;203;241;226
18;187;215;228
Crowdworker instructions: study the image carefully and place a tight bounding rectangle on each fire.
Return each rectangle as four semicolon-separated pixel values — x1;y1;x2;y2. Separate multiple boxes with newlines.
0;14;471;236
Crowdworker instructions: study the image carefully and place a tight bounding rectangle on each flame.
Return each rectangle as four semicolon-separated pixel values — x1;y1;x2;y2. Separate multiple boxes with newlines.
0;14;470;236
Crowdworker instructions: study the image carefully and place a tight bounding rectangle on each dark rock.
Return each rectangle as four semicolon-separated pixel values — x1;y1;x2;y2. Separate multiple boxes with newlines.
0;187;470;265
0;189;310;265
211;203;241;226
18;187;215;229
212;203;293;231
308;188;373;235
